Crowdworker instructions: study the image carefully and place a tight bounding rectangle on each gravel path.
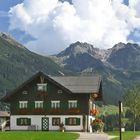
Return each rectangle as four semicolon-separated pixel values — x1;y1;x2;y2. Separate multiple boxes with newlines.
76;132;110;140
134;136;140;140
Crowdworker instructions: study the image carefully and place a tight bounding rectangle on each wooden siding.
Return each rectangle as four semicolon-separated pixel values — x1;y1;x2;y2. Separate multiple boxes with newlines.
9;75;90;115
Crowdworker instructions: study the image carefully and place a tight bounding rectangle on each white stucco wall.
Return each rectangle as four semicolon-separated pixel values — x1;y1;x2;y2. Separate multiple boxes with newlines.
10;115;83;131
88;115;95;132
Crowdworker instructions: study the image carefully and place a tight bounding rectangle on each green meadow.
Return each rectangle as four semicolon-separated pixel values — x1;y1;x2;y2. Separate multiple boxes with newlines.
0;132;79;140
108;131;140;140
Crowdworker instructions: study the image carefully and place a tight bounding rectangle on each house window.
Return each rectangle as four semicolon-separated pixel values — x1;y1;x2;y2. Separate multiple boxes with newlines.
37;83;47;92
51;101;60;108
52;118;60;126
68;100;77;108
58;90;63;94
35;101;43;108
17;118;31;126
65;118;80;125
22;91;28;95
19;101;28;109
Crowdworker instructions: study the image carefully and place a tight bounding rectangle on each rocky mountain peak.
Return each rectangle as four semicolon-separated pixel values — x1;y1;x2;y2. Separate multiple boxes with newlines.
57;41;100;58
112;42;125;49
0;32;12;40
55;41;140;71
0;32;26;49
109;42;140;53
106;42;140;70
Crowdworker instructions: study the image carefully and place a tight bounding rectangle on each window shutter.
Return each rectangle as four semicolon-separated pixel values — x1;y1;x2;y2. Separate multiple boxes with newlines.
15;102;19;109
17;118;20;125
29;101;34;109
61;101;67;109
77;101;80;108
27;118;31;125
65;118;69;125
76;118;80;125
46;101;51;109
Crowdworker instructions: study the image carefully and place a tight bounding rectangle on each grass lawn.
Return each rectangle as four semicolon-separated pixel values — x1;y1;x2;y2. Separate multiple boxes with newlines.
0;132;79;140
108;131;140;140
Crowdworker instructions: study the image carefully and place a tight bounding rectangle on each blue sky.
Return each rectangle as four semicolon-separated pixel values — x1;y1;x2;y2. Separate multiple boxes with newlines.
0;0;33;44
0;0;23;31
0;0;140;55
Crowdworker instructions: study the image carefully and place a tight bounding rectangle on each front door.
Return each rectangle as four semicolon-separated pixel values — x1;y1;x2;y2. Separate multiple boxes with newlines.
42;117;49;131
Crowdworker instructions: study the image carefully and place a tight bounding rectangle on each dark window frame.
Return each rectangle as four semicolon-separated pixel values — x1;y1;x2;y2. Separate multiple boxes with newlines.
52;117;61;126
17;118;31;126
65;117;80;126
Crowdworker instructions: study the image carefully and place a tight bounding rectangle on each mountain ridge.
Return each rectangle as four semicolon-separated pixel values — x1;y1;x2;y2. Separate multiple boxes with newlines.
54;41;140;104
0;32;140;104
55;41;140;70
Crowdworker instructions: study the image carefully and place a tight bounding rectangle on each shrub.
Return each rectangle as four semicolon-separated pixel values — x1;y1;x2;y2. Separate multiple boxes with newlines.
91;118;104;132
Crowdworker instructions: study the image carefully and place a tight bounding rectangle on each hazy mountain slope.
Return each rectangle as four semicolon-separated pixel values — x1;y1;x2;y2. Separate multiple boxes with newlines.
0;33;64;95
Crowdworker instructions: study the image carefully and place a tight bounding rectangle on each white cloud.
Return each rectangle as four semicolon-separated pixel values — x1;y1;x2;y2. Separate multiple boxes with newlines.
9;0;140;54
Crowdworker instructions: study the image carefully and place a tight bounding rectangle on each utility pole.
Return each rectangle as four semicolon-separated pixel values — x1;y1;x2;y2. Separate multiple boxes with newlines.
119;101;122;140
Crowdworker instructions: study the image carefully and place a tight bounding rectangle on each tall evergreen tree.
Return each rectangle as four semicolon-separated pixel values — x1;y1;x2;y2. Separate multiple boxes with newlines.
123;84;140;131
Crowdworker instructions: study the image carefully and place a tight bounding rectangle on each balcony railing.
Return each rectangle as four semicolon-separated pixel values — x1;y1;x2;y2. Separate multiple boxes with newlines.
36;91;48;97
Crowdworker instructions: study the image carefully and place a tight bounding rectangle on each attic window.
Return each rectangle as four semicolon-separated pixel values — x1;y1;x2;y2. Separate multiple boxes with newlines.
22;91;28;95
58;90;63;94
37;83;47;92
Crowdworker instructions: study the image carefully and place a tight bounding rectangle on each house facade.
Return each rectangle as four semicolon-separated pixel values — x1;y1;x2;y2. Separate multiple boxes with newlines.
1;72;102;131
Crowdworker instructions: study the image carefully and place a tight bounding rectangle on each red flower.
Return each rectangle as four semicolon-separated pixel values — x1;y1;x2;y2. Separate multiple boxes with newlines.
32;108;45;114
49;108;63;114
19;108;29;115
90;109;99;116
66;108;80;114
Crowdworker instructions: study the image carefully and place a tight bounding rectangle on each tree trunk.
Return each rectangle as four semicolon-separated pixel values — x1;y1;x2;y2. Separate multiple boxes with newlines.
133;113;136;132
134;122;136;132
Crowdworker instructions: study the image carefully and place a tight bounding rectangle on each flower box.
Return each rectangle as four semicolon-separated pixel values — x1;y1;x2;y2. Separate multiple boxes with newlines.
66;108;80;114
19;108;29;115
32;108;45;114
49;108;63;114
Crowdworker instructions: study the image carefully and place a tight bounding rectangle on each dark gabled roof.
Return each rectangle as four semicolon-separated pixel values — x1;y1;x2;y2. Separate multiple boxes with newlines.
1;71;102;101
51;76;102;93
1;71;72;102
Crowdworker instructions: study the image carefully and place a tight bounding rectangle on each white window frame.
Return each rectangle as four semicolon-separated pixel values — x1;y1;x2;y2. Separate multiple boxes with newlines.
37;83;47;92
22;91;28;95
19;101;28;109
68;100;77;108
51;101;60;108
35;101;43;108
57;90;63;94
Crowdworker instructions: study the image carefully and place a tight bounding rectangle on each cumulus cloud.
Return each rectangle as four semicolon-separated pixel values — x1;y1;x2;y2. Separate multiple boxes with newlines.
8;0;140;54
